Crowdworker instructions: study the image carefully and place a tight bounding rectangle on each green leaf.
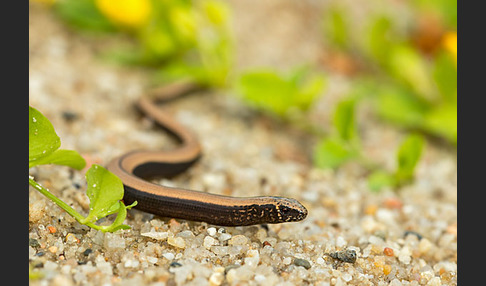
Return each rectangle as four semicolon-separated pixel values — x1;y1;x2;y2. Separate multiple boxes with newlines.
237;70;294;116
367;170;396;192
373;85;429;128
323;5;350;50
365;15;394;65
97;201;136;232
333;98;356;142
203;0;229;26
80;164;126;224
236;68;324;117
432;51;457;104
29;106;86;169
387;45;436;102
29;106;61;162
423;103;457;145
313;138;357;169
395;134;425;183
296;74;327;110
53;0;116;33
29;149;86;170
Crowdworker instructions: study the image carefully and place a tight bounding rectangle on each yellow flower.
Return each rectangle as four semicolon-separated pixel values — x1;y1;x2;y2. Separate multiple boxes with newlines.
95;0;151;29
442;31;457;65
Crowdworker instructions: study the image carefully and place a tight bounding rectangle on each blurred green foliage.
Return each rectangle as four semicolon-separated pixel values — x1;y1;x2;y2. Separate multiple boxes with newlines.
312;0;456;190
235;67;326;118
54;0;116;33
38;0;456;192
321;1;457;146
53;0;232;87
367;134;425;191
314;98;359;169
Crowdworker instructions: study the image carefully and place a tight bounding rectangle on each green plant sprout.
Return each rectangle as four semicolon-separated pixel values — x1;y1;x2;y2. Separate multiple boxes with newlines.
367;133;425;191
235;67;326;118
313;97;360;169
29;106;136;232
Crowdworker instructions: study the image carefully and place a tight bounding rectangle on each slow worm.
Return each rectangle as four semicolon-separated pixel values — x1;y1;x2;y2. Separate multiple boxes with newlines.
107;82;308;226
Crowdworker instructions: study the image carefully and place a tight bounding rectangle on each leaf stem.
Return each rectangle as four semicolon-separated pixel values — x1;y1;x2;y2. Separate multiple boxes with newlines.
28;176;99;230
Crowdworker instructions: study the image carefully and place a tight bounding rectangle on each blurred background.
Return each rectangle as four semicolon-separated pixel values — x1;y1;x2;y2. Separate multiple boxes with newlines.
29;0;456;192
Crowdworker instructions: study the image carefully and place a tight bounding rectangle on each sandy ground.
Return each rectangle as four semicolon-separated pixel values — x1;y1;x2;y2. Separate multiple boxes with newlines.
29;2;457;285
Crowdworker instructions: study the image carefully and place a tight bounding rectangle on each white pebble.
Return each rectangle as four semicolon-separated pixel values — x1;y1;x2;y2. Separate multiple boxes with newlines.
44;260;58;271
283;257;292;265
228;235;248;246
254;274;266;283
124;259;140;268
168;237;186;249
141;231;169;241
209;272;224;285
398;246;412;264
316;257;325;265
336;236;347;248
426;277;442;286
389;278;402;286
207;227;217;236
376;209;396;225
162;252;175;260
146;256;158;264
95;256;112;275
219;233;232;242
204;236;218;249
244;249;260;267
368;235;385;245
342;273;352;282
104;233;125;250
419;238;434;255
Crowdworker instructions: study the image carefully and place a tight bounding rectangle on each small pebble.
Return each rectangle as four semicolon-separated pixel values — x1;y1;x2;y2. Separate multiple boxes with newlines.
65;233;79;243
383;264;392;275
219;233;232;242
336;236;347;248
342;273;352;282
282;257;292;265
170;261;182;268
209;272;224;285
293;258;311;270
163;252;175;260
383;197;403;209
146;256;158;264
62;110;79;122
141;231;169;241
228;235;248;246
167;237;186;249
383;247;394;257
244;249;260;267
82;249;93;256
124;259;140;268
404;230;423;240
398;246;412;264
207;227;217;236
254;274;266;283
328;249;357;263
29;238;40;248
204;236;218;249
